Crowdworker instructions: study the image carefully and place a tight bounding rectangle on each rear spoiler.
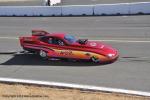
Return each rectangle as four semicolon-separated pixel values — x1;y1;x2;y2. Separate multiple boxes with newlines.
32;30;49;36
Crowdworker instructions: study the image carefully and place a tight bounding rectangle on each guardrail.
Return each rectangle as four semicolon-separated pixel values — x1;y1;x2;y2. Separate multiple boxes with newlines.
0;2;149;16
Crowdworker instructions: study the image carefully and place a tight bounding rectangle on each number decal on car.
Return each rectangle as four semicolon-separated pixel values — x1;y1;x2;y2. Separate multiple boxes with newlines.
90;42;97;46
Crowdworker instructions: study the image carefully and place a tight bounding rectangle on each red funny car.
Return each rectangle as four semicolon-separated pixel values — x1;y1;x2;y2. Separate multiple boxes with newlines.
19;30;119;63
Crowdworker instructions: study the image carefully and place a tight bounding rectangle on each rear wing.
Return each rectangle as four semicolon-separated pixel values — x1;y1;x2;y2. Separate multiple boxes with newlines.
32;30;49;36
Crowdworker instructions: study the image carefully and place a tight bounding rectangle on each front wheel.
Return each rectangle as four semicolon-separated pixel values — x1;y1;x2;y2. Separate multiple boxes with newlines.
91;56;100;63
39;50;48;59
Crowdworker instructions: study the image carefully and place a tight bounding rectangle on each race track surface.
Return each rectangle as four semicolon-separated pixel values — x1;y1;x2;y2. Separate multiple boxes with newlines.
0;16;150;92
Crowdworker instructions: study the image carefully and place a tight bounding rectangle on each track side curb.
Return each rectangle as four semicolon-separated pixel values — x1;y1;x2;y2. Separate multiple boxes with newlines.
0;77;150;97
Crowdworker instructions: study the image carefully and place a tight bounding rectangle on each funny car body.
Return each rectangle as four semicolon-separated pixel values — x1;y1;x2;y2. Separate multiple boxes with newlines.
19;30;119;63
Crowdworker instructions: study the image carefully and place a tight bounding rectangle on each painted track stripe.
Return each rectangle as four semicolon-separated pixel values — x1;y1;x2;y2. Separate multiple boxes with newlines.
1;36;150;43
0;37;18;39
91;40;150;43
0;77;150;97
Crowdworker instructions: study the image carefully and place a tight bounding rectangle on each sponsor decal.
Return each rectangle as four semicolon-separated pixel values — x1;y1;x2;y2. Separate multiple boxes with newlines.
60;50;73;55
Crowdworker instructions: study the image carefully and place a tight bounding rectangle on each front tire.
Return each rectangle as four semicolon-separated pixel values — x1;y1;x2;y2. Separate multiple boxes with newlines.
91;56;100;63
39;50;47;59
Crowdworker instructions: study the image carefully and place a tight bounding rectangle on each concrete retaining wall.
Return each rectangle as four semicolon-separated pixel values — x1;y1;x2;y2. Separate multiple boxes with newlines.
0;6;62;16
129;2;150;14
0;2;149;16
94;3;129;15
62;5;94;16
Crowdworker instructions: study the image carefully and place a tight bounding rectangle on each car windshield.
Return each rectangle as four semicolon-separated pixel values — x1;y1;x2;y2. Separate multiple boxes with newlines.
64;34;77;44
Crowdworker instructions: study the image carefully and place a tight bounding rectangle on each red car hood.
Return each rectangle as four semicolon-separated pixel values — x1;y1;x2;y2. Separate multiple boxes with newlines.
81;41;118;57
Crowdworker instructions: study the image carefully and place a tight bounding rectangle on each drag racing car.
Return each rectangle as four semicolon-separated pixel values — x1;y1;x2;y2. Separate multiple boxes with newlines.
19;30;119;63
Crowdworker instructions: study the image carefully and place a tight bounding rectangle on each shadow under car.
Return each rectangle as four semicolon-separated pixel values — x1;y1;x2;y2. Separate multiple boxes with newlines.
1;53;111;67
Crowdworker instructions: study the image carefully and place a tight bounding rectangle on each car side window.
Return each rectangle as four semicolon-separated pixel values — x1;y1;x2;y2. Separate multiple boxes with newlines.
48;37;53;44
40;36;65;46
40;36;49;43
48;37;64;46
52;38;64;46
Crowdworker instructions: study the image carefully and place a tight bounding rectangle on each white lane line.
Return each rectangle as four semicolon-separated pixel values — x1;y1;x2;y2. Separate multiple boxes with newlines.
0;0;31;2
0;77;150;97
92;39;150;43
0;36;150;43
0;37;18;39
